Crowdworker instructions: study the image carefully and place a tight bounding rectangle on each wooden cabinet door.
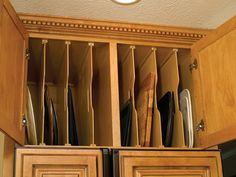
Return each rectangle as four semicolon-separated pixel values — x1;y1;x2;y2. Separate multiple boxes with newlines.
191;16;236;148
116;150;223;177
0;0;28;145
15;148;103;177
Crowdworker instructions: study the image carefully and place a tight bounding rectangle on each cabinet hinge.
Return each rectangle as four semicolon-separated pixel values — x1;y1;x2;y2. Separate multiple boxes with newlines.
189;59;198;72
25;48;30;60
22;115;27;127
196;119;205;132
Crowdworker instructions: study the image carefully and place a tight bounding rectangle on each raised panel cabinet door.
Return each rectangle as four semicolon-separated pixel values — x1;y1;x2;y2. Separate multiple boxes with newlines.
117;150;223;177
0;0;28;144
191;15;236;148
15;148;103;177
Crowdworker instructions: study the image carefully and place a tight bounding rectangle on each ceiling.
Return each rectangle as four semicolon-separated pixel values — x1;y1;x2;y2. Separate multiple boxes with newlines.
10;0;236;29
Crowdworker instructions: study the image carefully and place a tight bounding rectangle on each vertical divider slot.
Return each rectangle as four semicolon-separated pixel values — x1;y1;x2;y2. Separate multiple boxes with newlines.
45;39;68;145
140;48;163;147
69;41;94;146
134;46;162;147
27;38;47;145
158;49;185;147
177;49;194;147
118;45;139;146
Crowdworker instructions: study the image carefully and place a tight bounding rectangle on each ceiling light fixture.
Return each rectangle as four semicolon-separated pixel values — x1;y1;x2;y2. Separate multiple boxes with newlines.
111;0;141;5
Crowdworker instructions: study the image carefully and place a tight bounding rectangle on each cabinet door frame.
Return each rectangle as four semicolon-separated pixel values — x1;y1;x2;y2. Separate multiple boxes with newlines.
191;16;236;148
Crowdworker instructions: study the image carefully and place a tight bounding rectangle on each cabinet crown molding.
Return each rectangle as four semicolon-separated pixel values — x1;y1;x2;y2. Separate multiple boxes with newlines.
19;13;210;47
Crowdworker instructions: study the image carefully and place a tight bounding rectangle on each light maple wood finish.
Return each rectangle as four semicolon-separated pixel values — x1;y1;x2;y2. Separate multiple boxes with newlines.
109;42;121;146
149;49;163;147
64;41;70;145
44;40;69;145
177;49;198;146
191;16;236;148
2;135;14;177
15;148;103;177
136;90;149;146
34;165;87;177
0;132;4;177
0;0;27;145
70;42;94;146
118;150;223;177
19;14;210;48
28;39;47;145
93;43;117;146
118;45;139;146
39;40;46;144
0;133;15;177
1;2;236;177
17;13;236;149
158;50;185;147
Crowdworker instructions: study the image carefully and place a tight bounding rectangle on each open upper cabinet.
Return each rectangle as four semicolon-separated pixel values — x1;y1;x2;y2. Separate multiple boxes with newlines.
0;0;236;149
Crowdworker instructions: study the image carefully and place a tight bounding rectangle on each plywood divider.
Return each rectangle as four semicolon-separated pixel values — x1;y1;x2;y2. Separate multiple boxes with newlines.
64;41;70;145
177;49;196;146
39;39;47;145
74;43;94;145
147;49;163;147
158;49;185;147
27;39;47;145
118;45;139;146
135;47;163;147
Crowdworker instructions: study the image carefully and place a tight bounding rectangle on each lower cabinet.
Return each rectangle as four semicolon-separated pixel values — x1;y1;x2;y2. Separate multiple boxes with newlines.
15;148;223;177
114;150;223;177
15;148;103;177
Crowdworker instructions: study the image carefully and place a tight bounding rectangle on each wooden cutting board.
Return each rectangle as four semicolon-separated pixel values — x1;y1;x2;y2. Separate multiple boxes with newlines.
136;72;155;147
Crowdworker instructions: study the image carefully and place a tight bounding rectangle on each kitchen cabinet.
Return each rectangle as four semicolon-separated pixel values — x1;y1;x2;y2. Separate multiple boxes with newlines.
15;148;103;177
114;150;222;177
1;0;235;176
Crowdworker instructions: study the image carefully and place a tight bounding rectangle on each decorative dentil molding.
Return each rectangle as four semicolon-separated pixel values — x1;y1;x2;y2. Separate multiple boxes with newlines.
19;13;210;47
